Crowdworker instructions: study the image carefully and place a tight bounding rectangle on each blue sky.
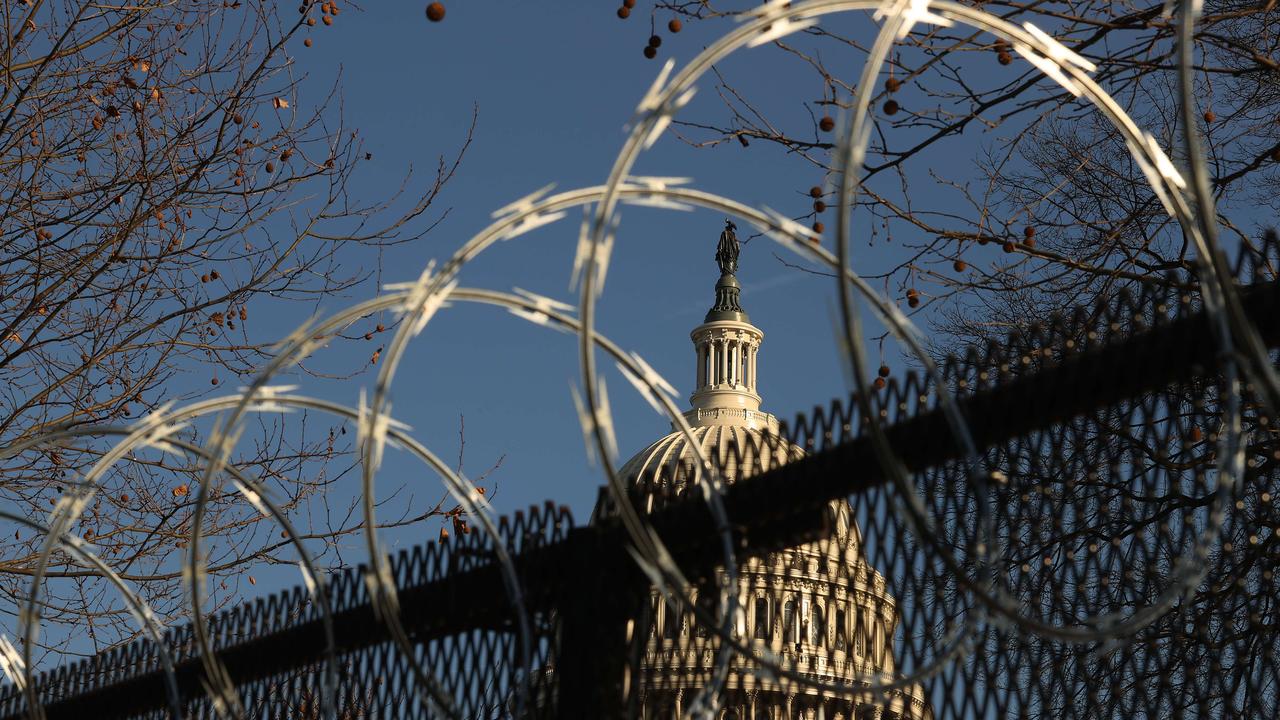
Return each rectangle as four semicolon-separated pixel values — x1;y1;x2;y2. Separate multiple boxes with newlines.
210;3;1091;588
261;4;880;533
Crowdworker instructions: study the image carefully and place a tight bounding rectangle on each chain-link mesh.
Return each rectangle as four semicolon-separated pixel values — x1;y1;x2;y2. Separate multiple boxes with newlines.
605;235;1280;718
0;504;572;719
3;238;1278;718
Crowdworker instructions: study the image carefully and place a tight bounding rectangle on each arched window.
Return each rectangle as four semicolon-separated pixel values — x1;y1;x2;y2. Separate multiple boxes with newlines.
810;603;825;647
783;598;798;645
693;593;710;639
663;604;680;639
834;607;848;651
753;597;770;639
854;608;866;655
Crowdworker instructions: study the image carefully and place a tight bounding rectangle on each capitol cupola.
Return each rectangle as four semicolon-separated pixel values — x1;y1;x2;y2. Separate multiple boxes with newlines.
686;220;768;428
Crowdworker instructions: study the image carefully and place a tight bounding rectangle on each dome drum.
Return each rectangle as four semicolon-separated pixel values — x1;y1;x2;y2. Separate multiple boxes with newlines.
690;321;763;413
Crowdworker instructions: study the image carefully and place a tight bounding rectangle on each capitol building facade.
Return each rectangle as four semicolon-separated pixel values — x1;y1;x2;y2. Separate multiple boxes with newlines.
593;228;931;720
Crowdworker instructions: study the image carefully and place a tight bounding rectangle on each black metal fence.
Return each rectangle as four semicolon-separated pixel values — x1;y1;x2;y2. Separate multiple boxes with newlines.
3;237;1279;718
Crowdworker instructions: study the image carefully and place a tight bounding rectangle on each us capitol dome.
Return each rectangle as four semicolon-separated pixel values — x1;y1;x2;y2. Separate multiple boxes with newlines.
591;222;931;720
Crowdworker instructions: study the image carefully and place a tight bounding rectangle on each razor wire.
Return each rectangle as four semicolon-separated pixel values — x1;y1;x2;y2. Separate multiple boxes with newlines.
1;1;1275;718
578;0;1256;711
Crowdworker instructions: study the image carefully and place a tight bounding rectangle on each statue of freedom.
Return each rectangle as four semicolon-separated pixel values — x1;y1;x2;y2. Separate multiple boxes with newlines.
715;219;739;275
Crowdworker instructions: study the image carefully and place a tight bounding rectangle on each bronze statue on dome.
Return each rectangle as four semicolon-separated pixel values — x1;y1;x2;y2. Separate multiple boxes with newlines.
715;219;739;276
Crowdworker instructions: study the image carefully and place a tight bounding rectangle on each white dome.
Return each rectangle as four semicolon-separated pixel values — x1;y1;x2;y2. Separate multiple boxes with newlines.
602;419;865;553
616;422;804;490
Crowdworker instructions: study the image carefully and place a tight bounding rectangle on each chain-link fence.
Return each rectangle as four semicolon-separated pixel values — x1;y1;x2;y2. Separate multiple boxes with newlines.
3;235;1276;719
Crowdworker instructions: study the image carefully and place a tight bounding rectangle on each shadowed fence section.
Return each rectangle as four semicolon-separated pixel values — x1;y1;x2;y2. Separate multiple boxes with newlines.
3;239;1280;718
0;506;573;719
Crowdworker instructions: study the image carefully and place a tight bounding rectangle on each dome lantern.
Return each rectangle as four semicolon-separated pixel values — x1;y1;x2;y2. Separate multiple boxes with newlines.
687;221;767;427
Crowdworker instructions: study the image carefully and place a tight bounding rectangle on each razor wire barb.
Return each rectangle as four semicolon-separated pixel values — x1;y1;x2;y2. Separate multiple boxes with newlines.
1;1;1277;718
